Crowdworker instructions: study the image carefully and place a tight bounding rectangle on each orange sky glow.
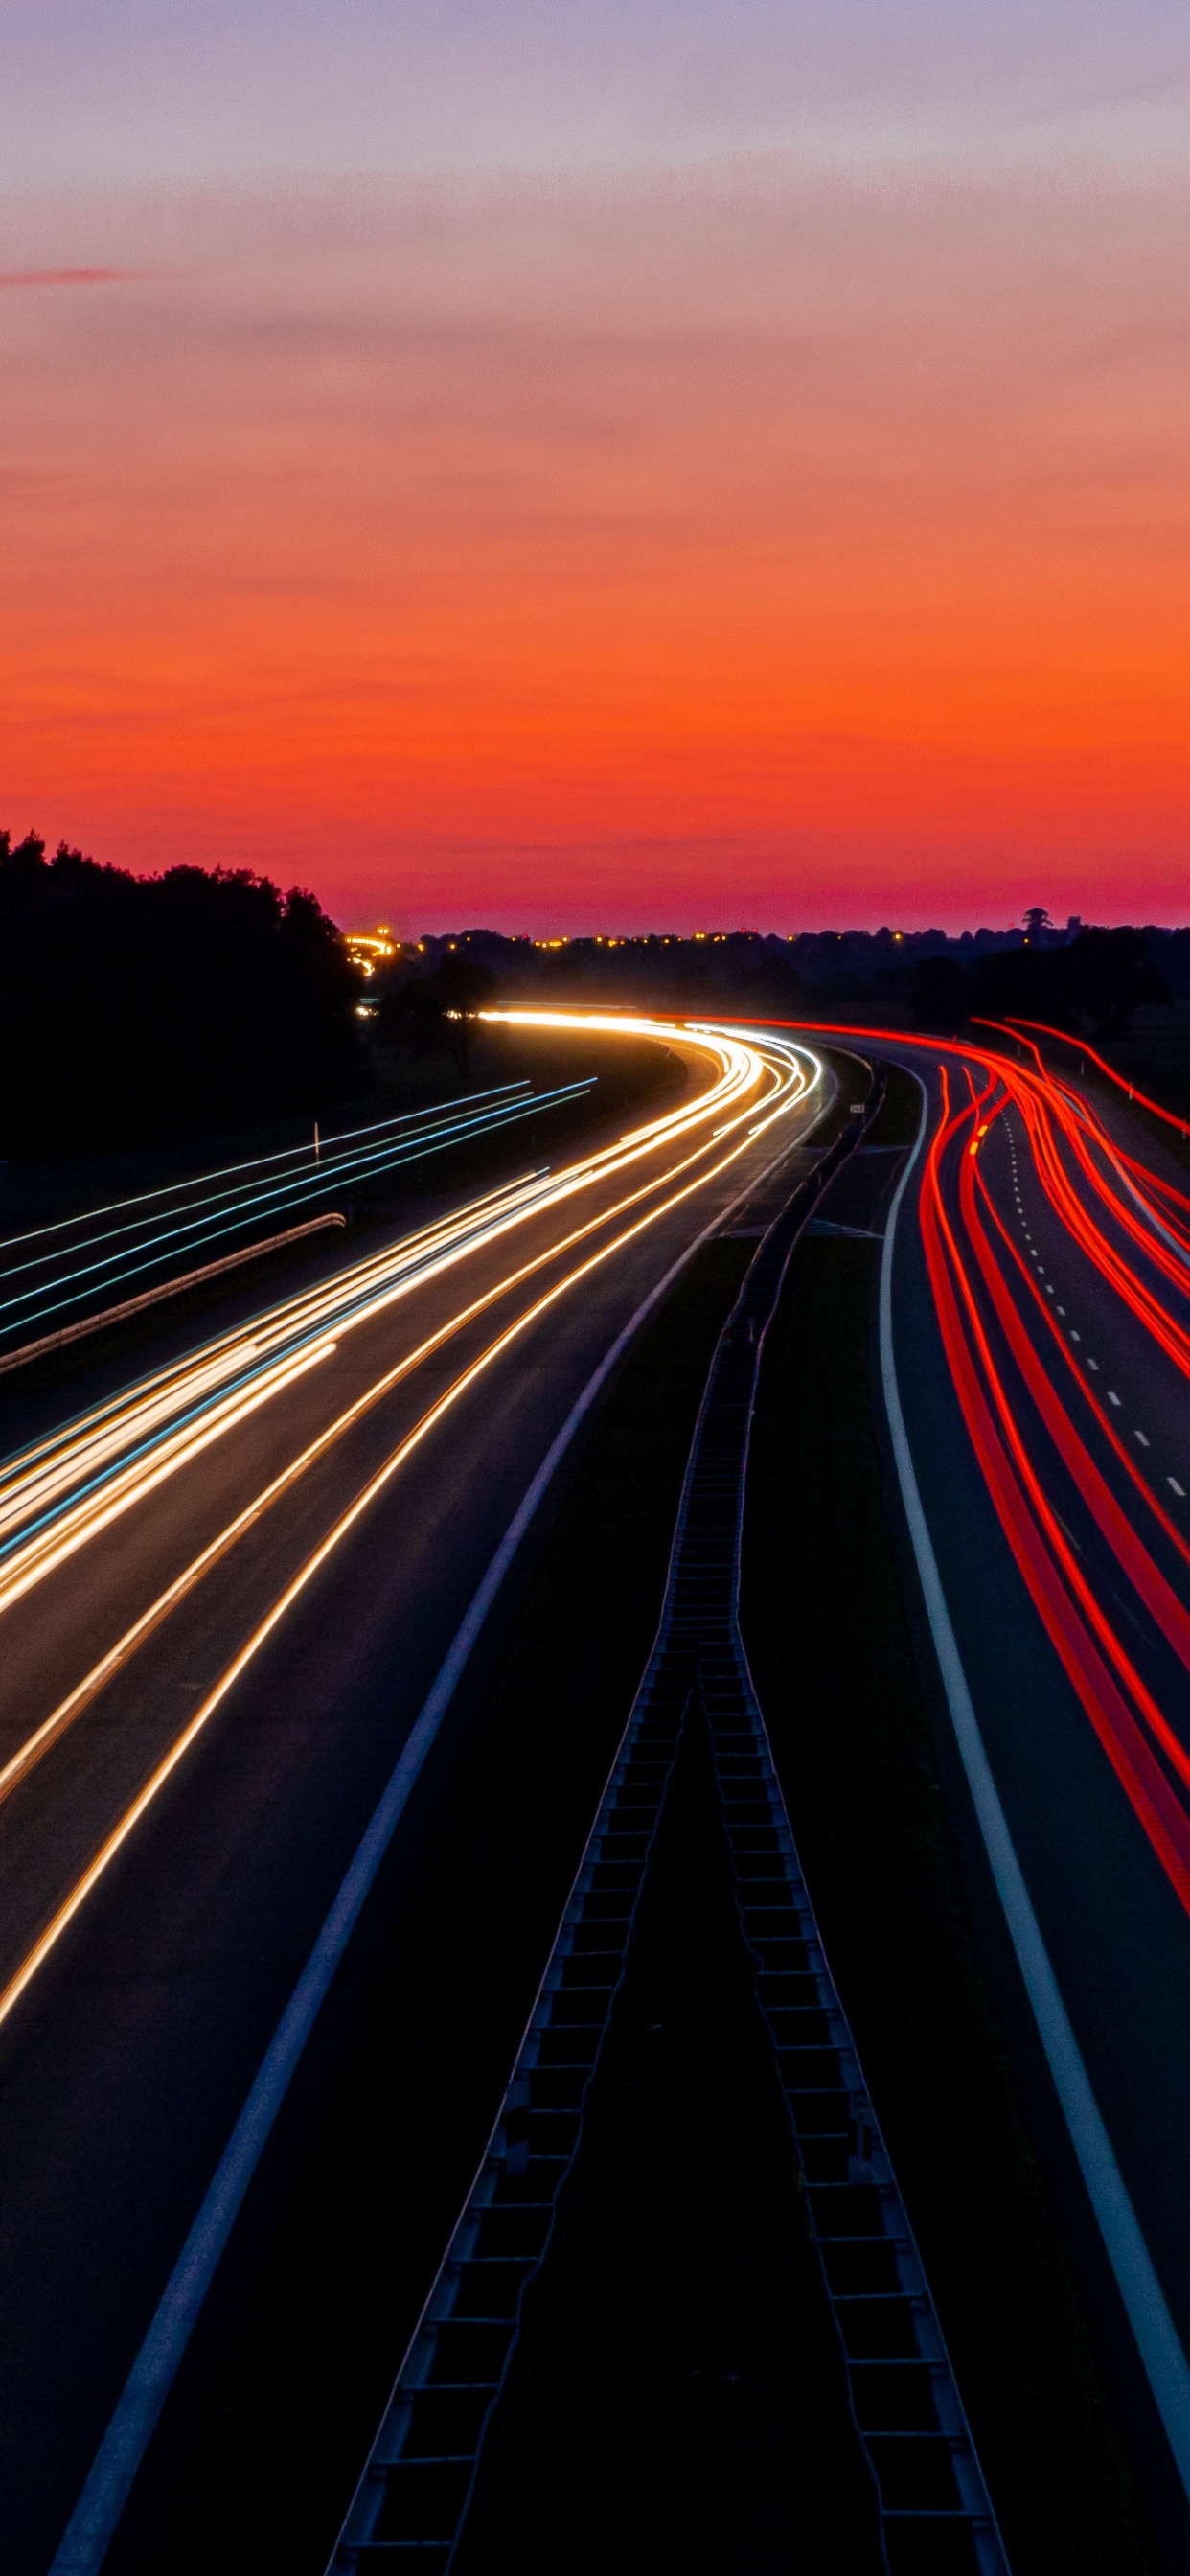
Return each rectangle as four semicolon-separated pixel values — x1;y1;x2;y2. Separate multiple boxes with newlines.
2;168;1188;931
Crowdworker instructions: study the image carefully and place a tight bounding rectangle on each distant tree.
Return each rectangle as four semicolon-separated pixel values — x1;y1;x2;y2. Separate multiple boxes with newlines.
970;923;1167;1039
0;835;361;1156
433;954;497;1076
376;972;442;1065
1064;929;1166;1038
377;954;496;1081
970;942;1062;1027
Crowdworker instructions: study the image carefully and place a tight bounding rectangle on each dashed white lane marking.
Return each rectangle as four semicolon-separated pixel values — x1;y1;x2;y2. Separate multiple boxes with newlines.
1004;1172;1165;1493
1170;1479;1186;1498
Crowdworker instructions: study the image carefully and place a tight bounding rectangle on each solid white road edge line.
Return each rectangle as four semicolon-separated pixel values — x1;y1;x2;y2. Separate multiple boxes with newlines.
48;1084;833;2576
882;1067;1190;2502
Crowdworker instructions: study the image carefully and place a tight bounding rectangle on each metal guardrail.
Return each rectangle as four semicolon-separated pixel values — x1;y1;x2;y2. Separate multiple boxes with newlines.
0;1212;348;1376
329;1069;1010;2574
0;1078;592;1356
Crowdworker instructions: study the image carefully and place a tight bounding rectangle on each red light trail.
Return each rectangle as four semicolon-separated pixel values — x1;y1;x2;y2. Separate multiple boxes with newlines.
758;1009;1190;1919
921;1065;1190;1908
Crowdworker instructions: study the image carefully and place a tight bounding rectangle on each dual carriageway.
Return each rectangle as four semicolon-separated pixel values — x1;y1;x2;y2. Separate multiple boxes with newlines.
2;1005;1190;2565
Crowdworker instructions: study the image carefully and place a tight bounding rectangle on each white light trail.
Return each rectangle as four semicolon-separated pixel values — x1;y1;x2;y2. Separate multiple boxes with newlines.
0;1018;817;1622
0;1026;823;2029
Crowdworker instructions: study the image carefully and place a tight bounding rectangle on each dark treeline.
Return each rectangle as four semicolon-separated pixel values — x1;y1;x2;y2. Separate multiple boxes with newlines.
391;908;1190;1038
7;823;1188;1163
0;832;361;1157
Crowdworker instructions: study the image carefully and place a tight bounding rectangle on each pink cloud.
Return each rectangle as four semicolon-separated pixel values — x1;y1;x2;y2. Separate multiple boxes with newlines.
0;266;140;288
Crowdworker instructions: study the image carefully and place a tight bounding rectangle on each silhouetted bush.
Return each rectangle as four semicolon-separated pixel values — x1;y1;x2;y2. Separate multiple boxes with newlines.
910;954;970;1028
378;954;496;1080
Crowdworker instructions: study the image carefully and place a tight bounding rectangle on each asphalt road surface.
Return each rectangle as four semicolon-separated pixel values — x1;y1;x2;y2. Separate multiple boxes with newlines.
0;1014;833;2576
799;1016;1190;2556
12;997;1190;2572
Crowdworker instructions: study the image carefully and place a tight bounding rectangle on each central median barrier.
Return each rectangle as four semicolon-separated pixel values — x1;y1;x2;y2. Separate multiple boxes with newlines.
328;1070;1009;2575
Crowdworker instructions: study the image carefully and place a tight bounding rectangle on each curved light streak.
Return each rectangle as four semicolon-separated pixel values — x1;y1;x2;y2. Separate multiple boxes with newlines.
0;1079;593;1343
920;1068;1190;1909
738;1007;1190;1912
0;1033;819;1800
1009;1018;1190;1140
0;1017;805;1620
0;1025;822;2029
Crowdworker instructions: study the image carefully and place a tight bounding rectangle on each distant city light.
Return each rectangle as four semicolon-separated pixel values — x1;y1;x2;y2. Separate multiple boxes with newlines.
343;926;399;973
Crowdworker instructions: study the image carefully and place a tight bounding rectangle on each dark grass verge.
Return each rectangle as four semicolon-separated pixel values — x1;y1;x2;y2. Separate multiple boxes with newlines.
742;1213;1153;2574
863;1070;924;1146
1087;1027;1190;1129
107;1232;756;2576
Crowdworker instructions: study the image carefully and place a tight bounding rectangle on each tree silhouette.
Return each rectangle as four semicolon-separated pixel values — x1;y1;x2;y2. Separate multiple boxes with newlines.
378;954;495;1081
0;835;361;1156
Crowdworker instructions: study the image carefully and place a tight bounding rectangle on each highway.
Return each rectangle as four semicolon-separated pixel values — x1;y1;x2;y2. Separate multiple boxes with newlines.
11;994;1190;2569
793;1013;1190;2553
0;1012;830;2576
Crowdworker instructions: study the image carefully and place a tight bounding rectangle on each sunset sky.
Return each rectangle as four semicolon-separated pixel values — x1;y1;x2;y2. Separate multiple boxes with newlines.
2;3;1188;933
